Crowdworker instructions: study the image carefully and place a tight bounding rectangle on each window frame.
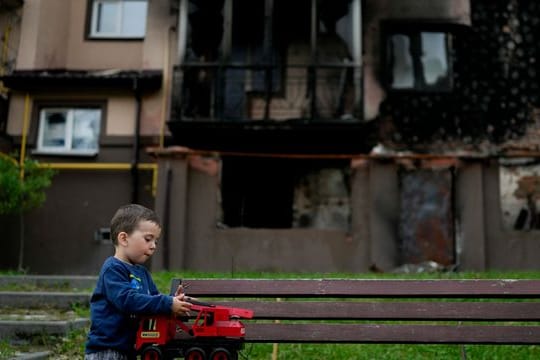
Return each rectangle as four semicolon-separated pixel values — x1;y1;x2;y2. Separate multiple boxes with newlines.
88;0;148;40
34;106;103;157
382;21;456;94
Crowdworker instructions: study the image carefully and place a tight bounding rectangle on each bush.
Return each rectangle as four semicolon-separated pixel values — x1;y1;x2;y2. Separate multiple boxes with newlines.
0;153;55;215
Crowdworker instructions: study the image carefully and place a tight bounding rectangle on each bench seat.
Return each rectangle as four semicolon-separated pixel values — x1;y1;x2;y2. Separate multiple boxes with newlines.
171;279;540;345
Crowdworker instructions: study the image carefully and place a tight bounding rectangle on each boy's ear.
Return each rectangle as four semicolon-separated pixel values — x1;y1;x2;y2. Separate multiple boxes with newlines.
117;232;129;246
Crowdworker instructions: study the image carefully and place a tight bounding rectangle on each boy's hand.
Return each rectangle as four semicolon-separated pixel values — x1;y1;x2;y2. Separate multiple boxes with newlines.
171;296;192;316
174;284;198;303
174;284;185;298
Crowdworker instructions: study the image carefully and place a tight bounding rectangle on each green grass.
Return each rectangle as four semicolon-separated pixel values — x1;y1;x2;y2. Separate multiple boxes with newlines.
0;340;16;360
240;343;540;360
2;270;540;359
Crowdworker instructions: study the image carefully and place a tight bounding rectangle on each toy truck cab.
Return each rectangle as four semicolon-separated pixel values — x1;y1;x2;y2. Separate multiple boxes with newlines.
191;304;251;338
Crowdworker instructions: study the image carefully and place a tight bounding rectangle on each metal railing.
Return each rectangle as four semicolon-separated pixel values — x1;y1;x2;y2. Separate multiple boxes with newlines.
171;61;362;123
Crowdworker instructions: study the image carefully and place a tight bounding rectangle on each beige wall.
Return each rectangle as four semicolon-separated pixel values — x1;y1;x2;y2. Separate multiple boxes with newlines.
66;0;143;69
8;0;174;138
363;0;471;120
6;93;24;134
15;0;176;71
143;0;176;69
0;7;22;74
16;0;70;69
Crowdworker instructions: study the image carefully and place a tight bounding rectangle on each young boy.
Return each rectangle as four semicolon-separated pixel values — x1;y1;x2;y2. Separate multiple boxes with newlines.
85;204;192;360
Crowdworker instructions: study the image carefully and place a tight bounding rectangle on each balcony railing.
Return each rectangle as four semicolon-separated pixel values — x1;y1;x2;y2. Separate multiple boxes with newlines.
171;61;362;124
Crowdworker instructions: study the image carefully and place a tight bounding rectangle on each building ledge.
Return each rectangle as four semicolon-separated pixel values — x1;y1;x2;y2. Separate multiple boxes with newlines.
0;69;163;92
166;119;377;154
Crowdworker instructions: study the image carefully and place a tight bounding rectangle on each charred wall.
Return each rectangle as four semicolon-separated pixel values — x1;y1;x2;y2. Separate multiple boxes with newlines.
377;0;540;151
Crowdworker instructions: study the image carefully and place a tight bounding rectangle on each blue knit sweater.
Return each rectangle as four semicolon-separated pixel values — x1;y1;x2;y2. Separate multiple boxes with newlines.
85;256;173;356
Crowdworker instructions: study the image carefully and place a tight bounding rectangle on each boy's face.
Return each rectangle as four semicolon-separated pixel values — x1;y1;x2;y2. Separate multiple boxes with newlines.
115;220;162;265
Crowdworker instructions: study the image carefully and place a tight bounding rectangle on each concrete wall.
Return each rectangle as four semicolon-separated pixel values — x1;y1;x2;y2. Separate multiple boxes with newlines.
153;151;372;273
455;161;486;271
368;162;400;271
0;169;155;274
152;150;540;273
483;162;540;270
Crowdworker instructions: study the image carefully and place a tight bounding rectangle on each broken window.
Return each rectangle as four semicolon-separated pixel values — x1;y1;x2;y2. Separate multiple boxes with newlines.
385;26;453;92
35;107;102;156
219;157;350;230
181;0;361;121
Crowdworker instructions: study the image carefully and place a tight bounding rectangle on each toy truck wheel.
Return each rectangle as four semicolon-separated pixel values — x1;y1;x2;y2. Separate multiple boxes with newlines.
209;347;233;360
141;345;162;360
185;346;206;360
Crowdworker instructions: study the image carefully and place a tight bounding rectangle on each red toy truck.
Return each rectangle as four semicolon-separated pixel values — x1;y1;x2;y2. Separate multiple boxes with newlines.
135;299;253;360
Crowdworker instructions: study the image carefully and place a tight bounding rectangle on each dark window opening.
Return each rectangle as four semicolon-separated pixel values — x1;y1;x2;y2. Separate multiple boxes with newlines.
180;0;360;122
220;157;351;230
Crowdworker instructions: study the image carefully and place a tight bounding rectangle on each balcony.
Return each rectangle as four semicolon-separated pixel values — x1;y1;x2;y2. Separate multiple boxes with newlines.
168;61;374;154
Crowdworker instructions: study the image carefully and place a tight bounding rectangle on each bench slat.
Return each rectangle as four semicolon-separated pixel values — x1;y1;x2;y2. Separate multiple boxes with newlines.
212;301;540;321
175;279;540;298
244;324;540;344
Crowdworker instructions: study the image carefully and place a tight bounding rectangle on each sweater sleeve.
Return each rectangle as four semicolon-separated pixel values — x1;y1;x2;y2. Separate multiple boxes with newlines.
102;265;173;315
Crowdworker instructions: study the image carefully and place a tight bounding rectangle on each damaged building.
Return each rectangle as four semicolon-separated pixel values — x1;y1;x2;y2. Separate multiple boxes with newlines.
1;0;540;274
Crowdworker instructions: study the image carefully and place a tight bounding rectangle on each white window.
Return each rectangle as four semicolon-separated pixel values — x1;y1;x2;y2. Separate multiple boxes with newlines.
90;0;148;39
36;108;102;156
387;31;452;92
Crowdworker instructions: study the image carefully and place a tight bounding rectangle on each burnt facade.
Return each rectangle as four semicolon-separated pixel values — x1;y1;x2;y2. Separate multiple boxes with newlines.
378;0;538;150
1;0;540;274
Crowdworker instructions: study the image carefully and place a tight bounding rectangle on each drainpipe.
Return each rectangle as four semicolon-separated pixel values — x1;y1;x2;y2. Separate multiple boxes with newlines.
309;0;318;121
352;0;363;119
19;93;30;177
131;77;142;204
263;0;274;120
162;165;172;270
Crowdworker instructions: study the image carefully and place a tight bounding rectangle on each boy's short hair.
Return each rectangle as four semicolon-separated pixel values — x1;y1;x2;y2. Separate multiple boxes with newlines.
110;204;161;245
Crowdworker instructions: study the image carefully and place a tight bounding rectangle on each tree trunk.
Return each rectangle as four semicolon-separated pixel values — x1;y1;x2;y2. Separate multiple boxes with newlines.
17;212;24;272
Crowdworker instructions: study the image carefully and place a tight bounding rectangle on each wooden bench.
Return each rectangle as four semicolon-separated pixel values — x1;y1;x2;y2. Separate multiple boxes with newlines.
171;279;540;346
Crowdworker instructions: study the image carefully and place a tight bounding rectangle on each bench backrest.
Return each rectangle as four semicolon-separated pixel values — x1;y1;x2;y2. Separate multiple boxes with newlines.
171;279;540;344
